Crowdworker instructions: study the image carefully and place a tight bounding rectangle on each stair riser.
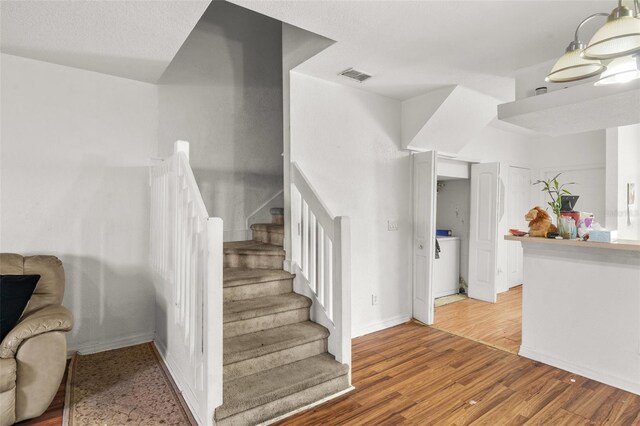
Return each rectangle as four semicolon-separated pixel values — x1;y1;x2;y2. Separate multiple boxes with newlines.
224;279;293;302
272;214;284;225
252;229;284;246
224;309;309;338
224;339;328;382
216;375;350;425
224;253;284;269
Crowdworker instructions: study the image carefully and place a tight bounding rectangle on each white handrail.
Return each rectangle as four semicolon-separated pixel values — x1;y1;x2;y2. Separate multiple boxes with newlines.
150;141;223;425
290;163;351;370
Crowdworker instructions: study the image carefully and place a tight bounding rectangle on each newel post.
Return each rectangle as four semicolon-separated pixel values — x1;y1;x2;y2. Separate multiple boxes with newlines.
174;140;190;161
333;216;352;371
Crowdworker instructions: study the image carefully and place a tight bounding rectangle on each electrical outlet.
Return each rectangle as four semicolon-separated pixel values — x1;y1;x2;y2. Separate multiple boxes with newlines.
371;294;378;305
387;220;399;231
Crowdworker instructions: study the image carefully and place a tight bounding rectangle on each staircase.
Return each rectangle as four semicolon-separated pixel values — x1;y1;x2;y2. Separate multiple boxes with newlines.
215;208;350;425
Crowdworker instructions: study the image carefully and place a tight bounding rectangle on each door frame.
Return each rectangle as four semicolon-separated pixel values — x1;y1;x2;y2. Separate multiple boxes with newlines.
412;155;504;324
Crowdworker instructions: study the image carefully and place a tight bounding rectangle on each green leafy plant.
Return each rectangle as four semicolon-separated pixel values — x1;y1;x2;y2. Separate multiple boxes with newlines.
532;173;574;218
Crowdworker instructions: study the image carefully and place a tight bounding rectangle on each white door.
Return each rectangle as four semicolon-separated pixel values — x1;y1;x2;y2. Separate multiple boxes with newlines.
468;162;500;303
507;166;530;287
412;151;437;324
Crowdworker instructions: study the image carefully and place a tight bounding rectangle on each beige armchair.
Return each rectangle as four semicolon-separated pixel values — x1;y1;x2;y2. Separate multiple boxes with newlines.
0;254;73;425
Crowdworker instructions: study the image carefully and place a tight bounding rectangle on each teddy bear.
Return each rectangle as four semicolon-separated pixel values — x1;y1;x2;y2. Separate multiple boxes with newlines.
525;207;557;237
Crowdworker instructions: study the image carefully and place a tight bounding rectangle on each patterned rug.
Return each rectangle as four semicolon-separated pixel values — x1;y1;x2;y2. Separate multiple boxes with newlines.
63;343;196;426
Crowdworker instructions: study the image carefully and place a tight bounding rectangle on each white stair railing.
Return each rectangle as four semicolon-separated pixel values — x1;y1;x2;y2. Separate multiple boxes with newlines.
150;141;223;425
290;163;351;371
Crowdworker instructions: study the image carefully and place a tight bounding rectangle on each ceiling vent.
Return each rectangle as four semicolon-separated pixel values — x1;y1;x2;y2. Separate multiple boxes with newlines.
339;68;373;83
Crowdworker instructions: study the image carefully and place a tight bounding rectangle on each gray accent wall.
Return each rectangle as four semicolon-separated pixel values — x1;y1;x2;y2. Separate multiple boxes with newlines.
158;1;284;241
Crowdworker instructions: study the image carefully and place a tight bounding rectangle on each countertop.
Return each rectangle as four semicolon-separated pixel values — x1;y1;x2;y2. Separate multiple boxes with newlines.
504;235;640;252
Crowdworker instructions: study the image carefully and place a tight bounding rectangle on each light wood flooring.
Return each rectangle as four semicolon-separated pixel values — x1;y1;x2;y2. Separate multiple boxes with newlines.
433;285;522;354
25;290;640;425
277;321;640;425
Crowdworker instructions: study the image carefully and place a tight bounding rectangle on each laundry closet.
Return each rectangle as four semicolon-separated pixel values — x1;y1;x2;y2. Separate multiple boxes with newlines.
433;158;471;300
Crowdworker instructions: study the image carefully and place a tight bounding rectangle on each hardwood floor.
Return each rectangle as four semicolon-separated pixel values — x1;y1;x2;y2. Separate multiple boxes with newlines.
433;286;522;354
24;312;640;425
277;322;640;425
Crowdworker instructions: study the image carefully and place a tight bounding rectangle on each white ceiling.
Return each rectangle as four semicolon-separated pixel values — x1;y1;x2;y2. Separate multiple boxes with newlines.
228;0;614;101
0;0;616;100
0;0;211;83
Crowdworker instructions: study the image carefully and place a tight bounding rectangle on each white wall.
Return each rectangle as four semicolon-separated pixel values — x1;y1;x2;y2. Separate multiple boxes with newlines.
290;72;411;337
282;23;334;262
158;2;283;241
531;130;607;224
0;53;157;353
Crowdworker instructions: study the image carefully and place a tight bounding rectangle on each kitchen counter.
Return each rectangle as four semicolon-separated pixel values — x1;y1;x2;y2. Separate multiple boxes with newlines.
506;235;640;395
504;235;640;252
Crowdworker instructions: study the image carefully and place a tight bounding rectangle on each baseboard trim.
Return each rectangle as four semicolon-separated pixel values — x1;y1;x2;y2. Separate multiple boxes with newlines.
519;345;640;396
153;340;203;426
352;314;412;338
262;386;355;426
68;331;155;356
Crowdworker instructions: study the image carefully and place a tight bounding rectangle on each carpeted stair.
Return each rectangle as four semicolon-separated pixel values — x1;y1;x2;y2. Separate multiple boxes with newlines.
215;210;350;425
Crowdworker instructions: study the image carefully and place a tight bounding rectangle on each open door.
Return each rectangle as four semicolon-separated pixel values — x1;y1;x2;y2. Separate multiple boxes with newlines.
412;151;437;324
468;162;500;303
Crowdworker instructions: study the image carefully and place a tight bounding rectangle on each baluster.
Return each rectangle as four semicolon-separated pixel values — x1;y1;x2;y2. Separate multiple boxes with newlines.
302;201;309;277
184;205;193;344
309;212;317;293
317;225;325;308
293;187;301;267
326;237;333;321
175;175;182;324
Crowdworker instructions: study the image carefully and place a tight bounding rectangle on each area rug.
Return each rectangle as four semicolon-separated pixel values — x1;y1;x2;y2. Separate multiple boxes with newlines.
63;342;196;426
434;293;467;307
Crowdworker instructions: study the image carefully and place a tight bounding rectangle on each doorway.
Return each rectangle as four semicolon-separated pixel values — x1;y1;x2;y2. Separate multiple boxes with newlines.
412;152;528;353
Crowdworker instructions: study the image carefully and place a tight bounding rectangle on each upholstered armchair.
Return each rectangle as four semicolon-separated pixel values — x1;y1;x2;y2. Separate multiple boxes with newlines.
0;254;73;425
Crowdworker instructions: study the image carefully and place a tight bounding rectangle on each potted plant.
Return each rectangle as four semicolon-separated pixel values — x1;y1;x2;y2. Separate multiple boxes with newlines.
533;173;575;237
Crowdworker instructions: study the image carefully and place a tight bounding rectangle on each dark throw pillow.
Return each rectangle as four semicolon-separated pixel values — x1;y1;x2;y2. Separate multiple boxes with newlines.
0;275;40;342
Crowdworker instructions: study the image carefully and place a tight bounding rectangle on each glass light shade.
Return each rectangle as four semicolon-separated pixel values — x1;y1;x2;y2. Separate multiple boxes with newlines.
583;15;640;59
546;49;606;83
594;55;640;85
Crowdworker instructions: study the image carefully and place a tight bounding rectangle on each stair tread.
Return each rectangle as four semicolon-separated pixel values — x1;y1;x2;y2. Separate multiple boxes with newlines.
224;240;285;255
223;268;293;287
224;293;310;323
224;321;328;365
251;223;284;233
216;353;348;419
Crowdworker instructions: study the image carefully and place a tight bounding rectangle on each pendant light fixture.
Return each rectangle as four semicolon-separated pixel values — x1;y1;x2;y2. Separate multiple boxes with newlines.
546;13;609;83
582;0;640;60
594;54;640;85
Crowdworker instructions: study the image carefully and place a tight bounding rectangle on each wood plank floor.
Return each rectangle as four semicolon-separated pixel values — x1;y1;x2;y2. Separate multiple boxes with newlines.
277;321;640;425
433;286;522;354
24;313;640;425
